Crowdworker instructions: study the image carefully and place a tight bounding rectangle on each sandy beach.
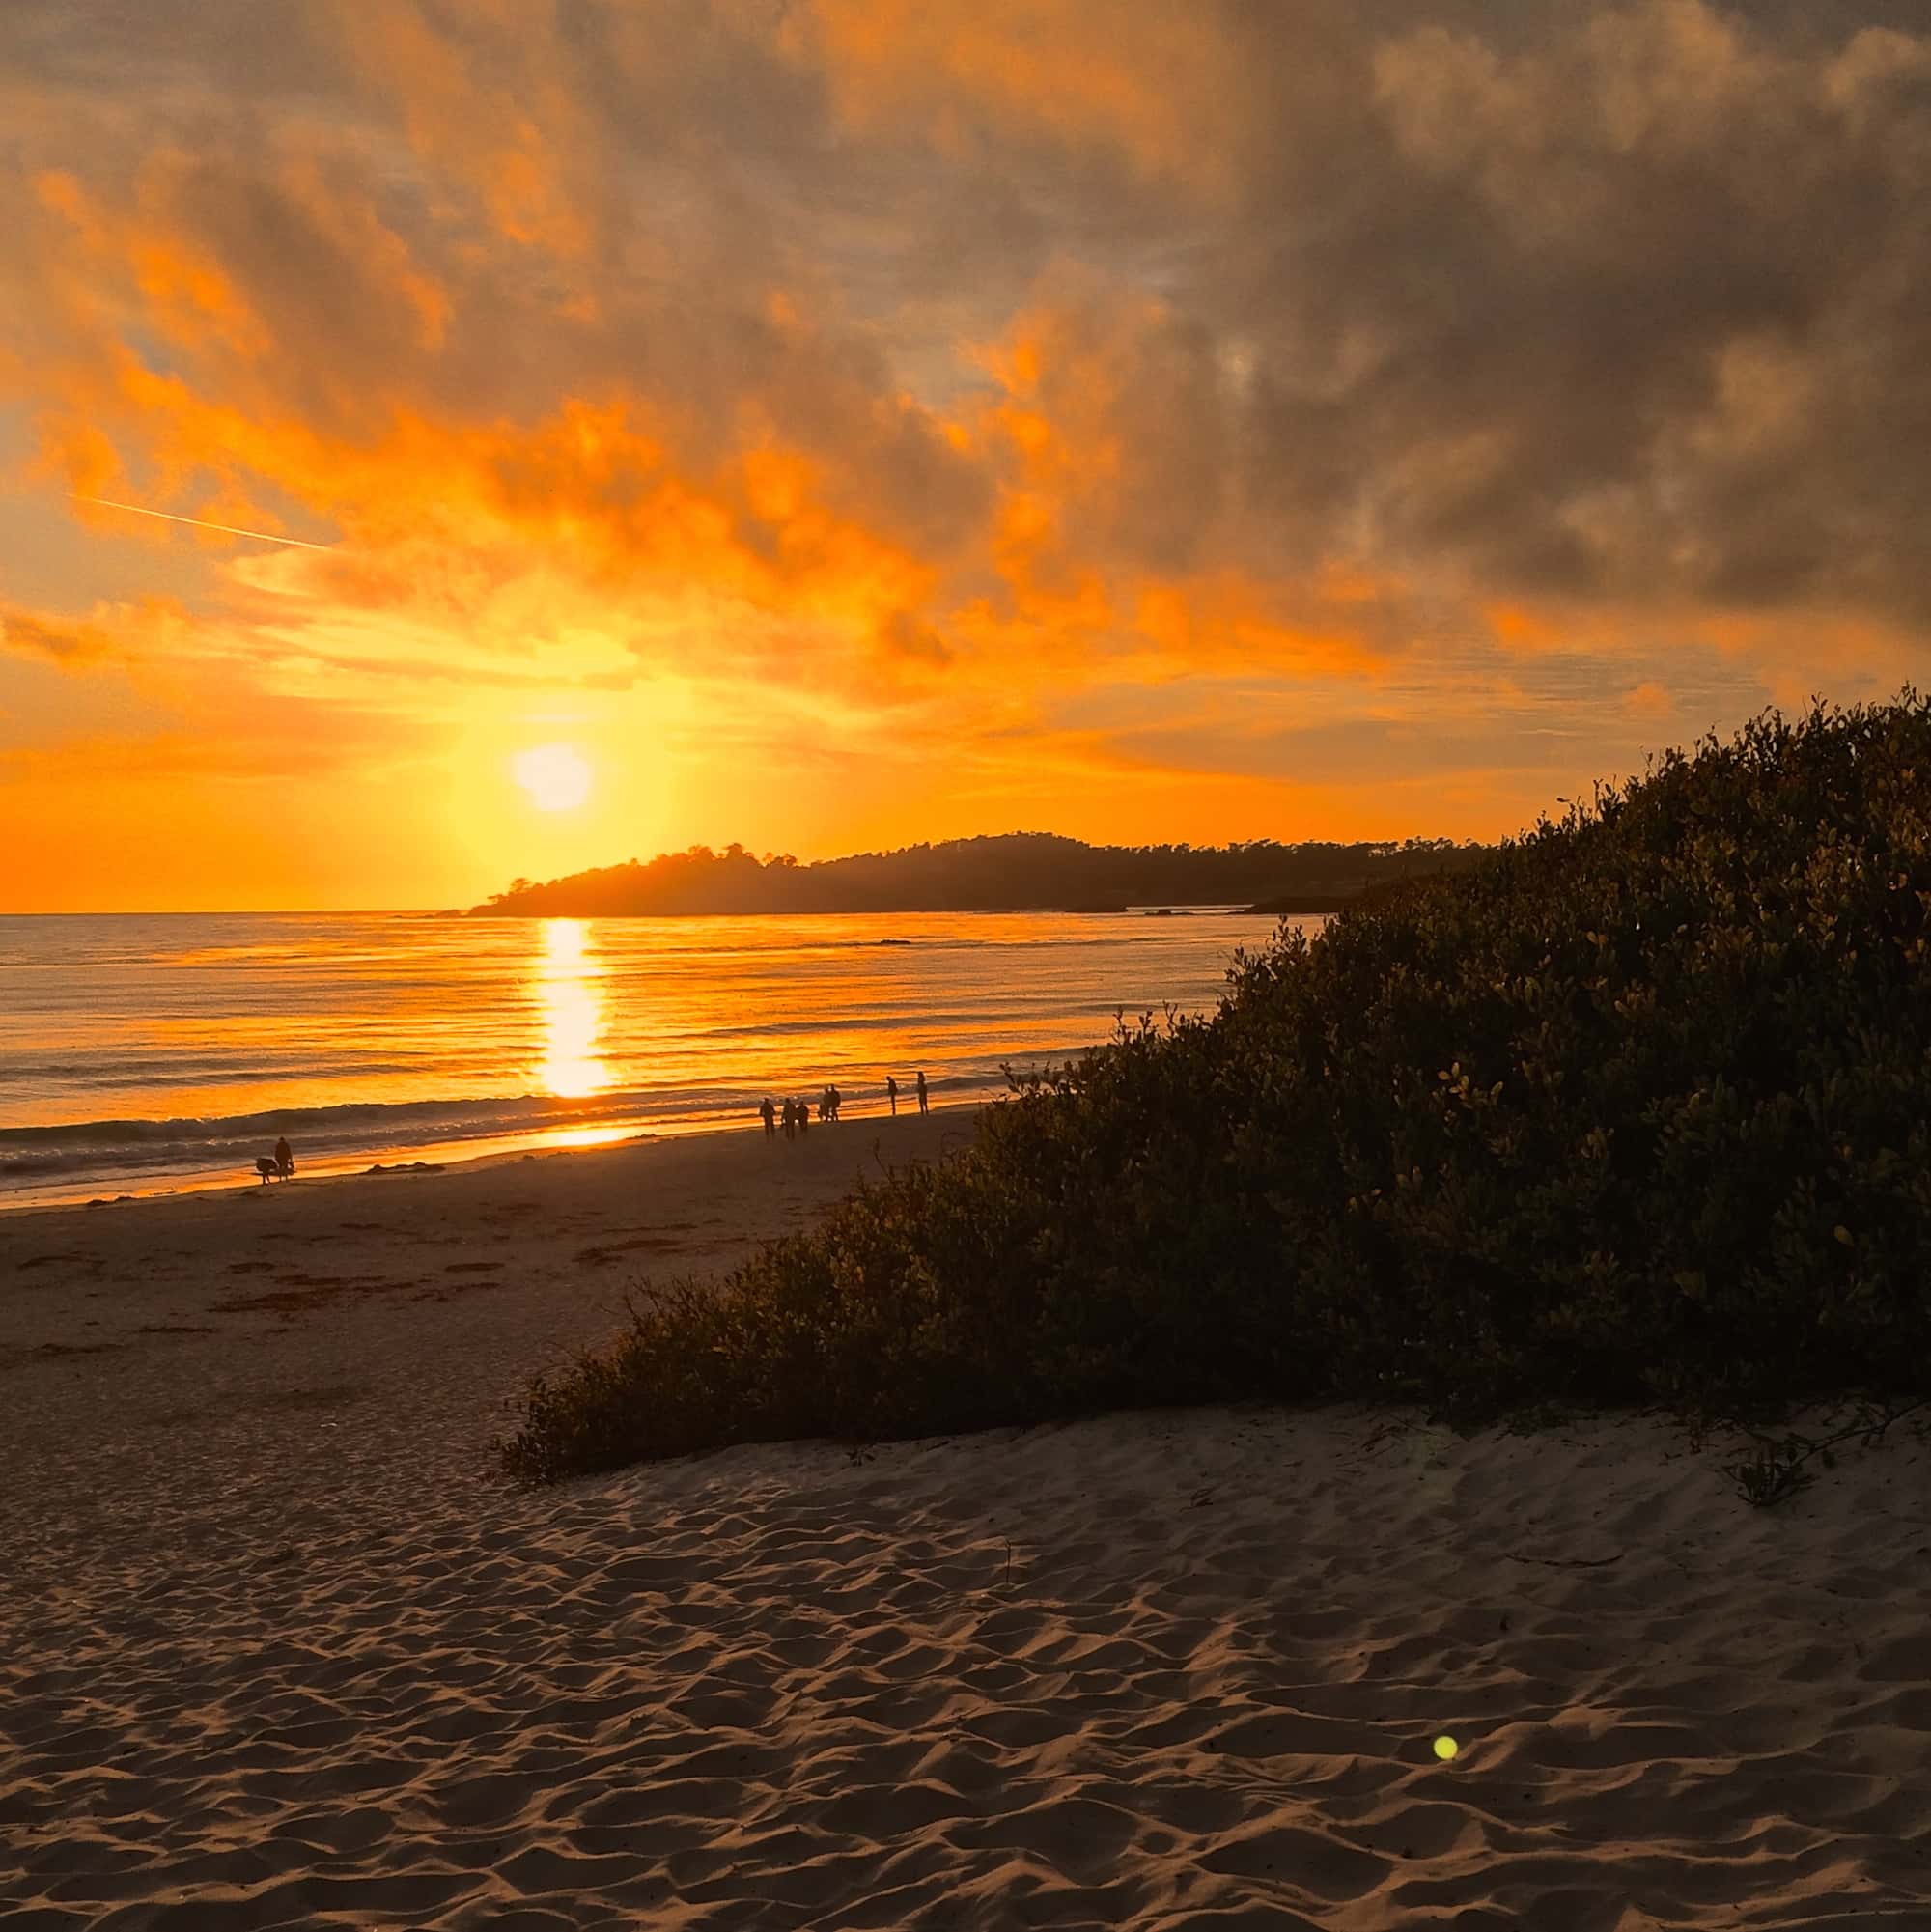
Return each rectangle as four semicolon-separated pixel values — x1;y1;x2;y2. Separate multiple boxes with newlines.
5;1109;1928;1929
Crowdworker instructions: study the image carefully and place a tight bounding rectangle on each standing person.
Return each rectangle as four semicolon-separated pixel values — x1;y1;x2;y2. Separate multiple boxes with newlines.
915;1069;929;1114
782;1096;797;1141
760;1097;776;1138
885;1074;899;1116
796;1094;810;1136
273;1134;294;1179
819;1086;831;1124
827;1083;841;1121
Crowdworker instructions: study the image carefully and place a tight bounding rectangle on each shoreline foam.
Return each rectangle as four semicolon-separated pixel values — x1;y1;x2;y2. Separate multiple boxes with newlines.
0;1094;982;1216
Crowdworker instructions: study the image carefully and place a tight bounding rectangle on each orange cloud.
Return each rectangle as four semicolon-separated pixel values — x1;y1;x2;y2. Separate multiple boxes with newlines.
1133;577;1389;683
28;359;965;707
323;0;594;257
36;168;272;364
1485;602;1568;654
1;605;116;663
0;596;190;666
798;0;1251;193
1624;679;1673;720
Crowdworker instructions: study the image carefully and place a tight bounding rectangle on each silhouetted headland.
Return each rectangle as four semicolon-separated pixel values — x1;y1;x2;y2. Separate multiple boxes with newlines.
468;832;1483;918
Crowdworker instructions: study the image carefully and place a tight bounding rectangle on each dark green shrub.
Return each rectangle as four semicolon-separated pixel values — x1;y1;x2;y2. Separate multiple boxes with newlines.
499;694;1931;1484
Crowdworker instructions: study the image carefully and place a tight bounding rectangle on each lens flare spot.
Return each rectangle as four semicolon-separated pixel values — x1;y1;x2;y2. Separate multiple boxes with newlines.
1434;1734;1460;1761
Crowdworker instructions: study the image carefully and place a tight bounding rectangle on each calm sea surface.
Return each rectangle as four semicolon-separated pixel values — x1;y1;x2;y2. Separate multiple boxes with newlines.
0;910;1318;1208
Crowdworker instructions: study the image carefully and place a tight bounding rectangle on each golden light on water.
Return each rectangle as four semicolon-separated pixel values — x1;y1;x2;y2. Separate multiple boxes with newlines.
513;743;593;812
535;917;610;1099
538;1124;637;1151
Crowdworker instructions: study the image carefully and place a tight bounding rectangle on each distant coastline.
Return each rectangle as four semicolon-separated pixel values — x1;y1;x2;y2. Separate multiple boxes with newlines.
467;831;1483;919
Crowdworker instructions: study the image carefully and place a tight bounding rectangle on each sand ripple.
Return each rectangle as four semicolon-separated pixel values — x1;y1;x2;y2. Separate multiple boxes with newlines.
8;1405;1931;1929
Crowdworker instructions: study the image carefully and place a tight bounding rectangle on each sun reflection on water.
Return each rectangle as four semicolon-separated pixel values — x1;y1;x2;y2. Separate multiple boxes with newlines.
534;918;610;1099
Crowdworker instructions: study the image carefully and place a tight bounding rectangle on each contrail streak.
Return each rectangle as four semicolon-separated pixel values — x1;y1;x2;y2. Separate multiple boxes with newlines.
71;495;332;550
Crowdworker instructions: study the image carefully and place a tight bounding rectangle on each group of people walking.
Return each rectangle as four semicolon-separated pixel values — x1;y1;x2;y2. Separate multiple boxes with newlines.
760;1070;928;1139
263;1078;938;1180
761;1089;840;1139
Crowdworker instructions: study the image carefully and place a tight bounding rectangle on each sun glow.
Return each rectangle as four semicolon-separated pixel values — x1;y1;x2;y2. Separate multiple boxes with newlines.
513;742;593;812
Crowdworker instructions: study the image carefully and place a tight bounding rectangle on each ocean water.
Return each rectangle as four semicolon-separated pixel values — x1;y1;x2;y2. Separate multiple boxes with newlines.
0;910;1316;1209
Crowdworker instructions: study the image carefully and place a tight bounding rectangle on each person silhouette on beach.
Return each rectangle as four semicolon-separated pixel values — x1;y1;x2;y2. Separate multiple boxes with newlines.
886;1074;899;1116
273;1135;294;1179
827;1083;841;1121
915;1070;929;1114
796;1094;810;1135
760;1097;776;1138
781;1096;797;1140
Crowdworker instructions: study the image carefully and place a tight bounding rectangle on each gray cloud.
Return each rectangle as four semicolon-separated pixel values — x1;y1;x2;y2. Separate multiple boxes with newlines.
1050;634;1781;787
6;0;1930;659
1188;1;1931;622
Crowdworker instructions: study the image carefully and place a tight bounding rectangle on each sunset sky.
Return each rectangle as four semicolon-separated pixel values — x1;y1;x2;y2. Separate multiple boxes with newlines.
5;0;1929;910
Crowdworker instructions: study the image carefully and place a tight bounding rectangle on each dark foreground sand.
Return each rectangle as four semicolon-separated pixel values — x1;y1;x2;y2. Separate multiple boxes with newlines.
4;1108;1929;1928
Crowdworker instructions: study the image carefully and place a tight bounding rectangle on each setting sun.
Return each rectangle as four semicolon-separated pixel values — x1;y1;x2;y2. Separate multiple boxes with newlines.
512;743;593;813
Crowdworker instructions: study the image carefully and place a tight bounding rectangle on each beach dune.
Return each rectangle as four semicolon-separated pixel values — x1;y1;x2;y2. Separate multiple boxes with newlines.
4;1113;1927;1927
